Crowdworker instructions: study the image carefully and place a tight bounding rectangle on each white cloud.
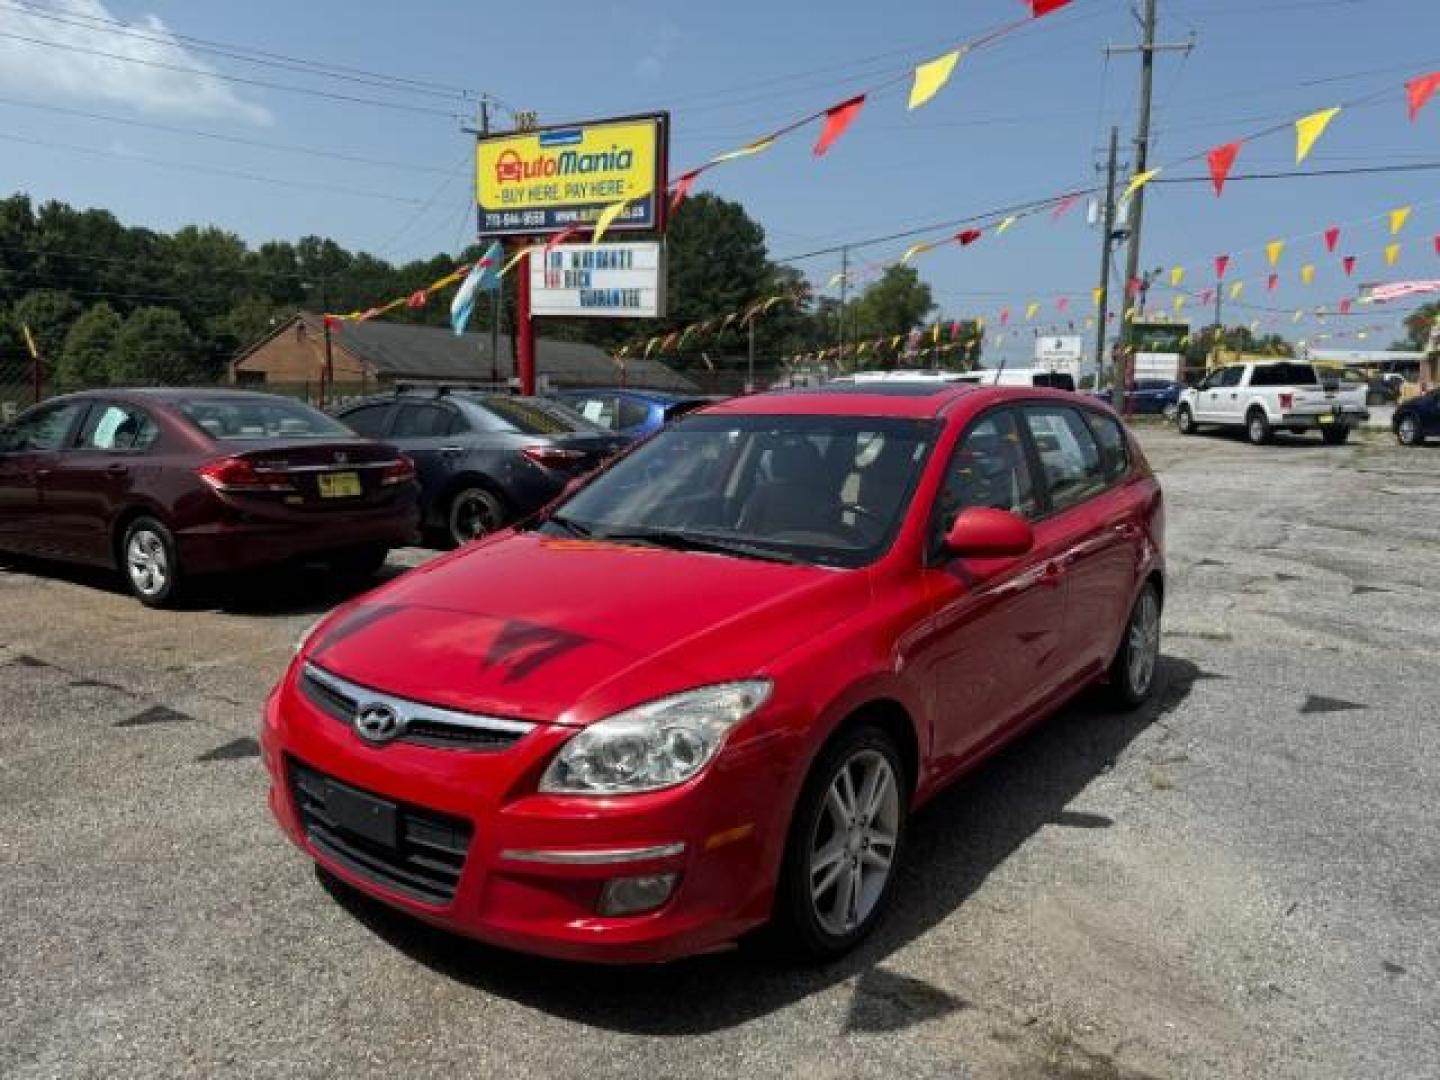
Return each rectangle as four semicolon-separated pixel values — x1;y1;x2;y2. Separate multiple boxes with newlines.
0;0;272;125
634;22;681;84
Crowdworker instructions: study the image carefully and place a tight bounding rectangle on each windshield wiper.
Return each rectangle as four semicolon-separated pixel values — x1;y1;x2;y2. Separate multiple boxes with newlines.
596;528;806;565
545;513;594;538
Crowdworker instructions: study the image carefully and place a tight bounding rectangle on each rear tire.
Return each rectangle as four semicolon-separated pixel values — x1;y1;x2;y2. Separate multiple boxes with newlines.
774;723;908;962
1246;408;1272;446
121;516;181;608
1321;426;1350;446
1176;406;1197;435
447;486;506;547
1396;415;1422;447
1108;582;1162;709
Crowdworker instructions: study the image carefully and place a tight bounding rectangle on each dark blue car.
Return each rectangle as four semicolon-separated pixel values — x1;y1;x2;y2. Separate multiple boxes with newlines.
551;388;717;439
1089;379;1183;416
1394;388;1440;446
336;391;631;547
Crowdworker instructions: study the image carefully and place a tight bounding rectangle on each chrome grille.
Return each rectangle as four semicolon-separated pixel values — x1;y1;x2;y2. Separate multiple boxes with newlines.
299;662;531;751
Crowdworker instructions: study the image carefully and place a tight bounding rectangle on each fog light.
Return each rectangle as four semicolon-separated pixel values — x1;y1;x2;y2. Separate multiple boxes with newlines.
596;873;678;916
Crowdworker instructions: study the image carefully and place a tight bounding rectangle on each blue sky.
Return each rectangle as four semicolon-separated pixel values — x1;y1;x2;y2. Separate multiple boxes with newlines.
2;0;1437;362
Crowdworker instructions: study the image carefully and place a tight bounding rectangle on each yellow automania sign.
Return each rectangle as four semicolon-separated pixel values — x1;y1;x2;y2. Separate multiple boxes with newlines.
476;115;665;236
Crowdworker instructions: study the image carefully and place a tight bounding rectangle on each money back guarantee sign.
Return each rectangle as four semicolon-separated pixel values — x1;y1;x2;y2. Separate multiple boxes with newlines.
476;114;668;236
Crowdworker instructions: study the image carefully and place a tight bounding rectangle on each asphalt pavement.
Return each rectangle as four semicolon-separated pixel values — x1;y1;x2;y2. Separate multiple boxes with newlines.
1;424;1436;1079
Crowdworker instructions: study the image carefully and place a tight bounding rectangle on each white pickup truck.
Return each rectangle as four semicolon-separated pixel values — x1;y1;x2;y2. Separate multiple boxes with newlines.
1175;361;1369;445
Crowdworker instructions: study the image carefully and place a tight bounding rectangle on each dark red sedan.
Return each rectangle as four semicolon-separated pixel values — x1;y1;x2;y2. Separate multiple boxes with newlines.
0;389;418;606
264;383;1164;963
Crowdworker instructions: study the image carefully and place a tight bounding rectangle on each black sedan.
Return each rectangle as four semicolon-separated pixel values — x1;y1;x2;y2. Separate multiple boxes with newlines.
1393;388;1440;447
335;390;632;546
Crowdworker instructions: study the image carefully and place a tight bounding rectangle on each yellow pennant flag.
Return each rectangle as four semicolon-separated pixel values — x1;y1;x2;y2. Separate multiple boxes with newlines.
1300;264;1316;285
1169;265;1185;287
1173;295;1185;314
1092;286;1104;308
900;241;934;265
1294;107;1340;164
1389;206;1412;235
1229;281;1244;300
1385;242;1401;266
709;134;777;165
1123;168;1160;202
1025;301;1039;321
908;48;963;110
1124;306;1136;322
591;199;630;245
500;244;538;278
975;317;985;332
996;215;1017;235
1084;316;1094;329
1266;240;1285;267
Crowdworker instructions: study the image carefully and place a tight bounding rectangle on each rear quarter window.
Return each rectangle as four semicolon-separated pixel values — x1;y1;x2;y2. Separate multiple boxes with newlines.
1082;410;1129;483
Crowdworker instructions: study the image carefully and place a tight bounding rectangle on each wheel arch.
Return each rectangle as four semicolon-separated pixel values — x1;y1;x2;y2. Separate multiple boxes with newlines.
435;471;510;526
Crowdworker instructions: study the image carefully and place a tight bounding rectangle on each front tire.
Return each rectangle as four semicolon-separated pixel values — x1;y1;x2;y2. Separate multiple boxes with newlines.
122;516;181;608
774;723;907;961
1396;415;1422;447
1176;406;1197;435
1109;581;1162;709
1246;408;1272;446
447;486;506;547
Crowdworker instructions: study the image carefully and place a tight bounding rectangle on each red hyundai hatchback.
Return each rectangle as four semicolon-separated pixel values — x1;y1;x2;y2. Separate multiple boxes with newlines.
264;383;1164;963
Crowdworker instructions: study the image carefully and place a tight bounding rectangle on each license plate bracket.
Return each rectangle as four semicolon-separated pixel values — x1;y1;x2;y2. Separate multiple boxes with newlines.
325;781;398;847
318;471;362;498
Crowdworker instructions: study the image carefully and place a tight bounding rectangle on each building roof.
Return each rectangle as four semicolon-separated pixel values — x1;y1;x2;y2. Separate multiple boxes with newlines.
237;313;698;392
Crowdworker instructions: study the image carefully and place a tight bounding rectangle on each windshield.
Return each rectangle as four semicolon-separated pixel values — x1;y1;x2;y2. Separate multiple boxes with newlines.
539;414;937;568
179;397;352;441
475;396;604;435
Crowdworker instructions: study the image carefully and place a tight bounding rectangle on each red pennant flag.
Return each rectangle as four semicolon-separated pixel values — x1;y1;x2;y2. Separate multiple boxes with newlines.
406;290;427;309
956;228;982;246
1000;308;1011;326
670;170;701;212
1407;72;1440;121
1324;226;1340;252
950;320;961;340
1126;276;1141;297
813;95;866;156
545;226;581;251
1207;141;1241;196
1342;255;1356;276
1031;0;1073;15
1051;194;1079;220
1215;254;1230;279
1267;273;1279;292
1339;298;1353;314
1435;234;1440;256
1057;297;1069;312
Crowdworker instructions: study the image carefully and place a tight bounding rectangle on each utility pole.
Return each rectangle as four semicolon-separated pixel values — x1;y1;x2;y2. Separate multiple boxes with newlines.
478;99;503;388
747;316;756;392
1109;0;1192;409
320;278;334;408
837;246;850;357
1093;126;1120;394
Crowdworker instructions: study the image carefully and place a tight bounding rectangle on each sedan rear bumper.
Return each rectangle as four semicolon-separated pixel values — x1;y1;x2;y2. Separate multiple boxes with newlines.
177;498;419;574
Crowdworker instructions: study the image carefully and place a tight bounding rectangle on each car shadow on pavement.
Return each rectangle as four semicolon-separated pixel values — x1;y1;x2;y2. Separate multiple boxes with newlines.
321;655;1206;1036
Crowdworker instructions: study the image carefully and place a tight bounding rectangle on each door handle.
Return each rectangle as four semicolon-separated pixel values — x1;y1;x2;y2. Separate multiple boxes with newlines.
33;467;52;479
439;446;464;456
107;463;129;476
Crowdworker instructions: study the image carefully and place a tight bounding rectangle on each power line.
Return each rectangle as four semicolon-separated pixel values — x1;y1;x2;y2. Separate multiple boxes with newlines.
0;0;485;101
0;96;455;174
0;28;465;118
0;131;425;204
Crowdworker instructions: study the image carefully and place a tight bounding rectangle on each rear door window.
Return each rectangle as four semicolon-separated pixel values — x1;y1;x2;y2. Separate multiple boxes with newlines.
1021;407;1108;513
1082;410;1129;483
340;403;394;438
617;397;652;430
392;404;457;438
77;403;160;451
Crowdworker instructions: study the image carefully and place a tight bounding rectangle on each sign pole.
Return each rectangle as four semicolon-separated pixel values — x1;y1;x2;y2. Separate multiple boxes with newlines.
517;243;536;395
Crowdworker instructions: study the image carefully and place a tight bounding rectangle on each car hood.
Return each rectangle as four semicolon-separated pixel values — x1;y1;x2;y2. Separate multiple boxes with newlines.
304;532;869;725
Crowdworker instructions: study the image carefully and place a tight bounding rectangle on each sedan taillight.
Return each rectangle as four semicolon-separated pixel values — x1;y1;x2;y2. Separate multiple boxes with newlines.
196;456;293;492
520;446;587;469
380;454;416;486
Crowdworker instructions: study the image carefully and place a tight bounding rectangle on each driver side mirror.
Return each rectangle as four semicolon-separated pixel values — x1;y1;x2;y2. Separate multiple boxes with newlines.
944;507;1034;558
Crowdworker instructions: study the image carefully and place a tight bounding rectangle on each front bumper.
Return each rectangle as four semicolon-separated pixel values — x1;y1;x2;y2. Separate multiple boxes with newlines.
260;666;793;964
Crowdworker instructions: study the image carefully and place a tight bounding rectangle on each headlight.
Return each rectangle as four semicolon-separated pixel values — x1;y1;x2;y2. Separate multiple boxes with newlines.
539;681;772;795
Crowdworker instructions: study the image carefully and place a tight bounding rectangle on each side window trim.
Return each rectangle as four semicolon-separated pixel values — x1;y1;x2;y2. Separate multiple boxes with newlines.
1016;403;1113;520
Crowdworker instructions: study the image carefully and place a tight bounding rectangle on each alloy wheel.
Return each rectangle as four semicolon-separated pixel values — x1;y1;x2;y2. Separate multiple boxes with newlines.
1127;587;1161;697
1398;417;1419;446
450;490;502;545
808;749;900;937
126;530;168;598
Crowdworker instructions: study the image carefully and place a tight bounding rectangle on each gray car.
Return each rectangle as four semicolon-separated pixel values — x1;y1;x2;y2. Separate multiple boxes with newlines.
336;390;632;546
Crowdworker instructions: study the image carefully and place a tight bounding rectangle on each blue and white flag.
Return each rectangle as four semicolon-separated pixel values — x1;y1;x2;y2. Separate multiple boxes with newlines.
451;240;503;335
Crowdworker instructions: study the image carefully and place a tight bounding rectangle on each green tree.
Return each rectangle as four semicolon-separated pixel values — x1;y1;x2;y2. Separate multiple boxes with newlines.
11;289;81;362
847;265;934;341
1402;302;1437;351
59;303;121;389
112;307;197;385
